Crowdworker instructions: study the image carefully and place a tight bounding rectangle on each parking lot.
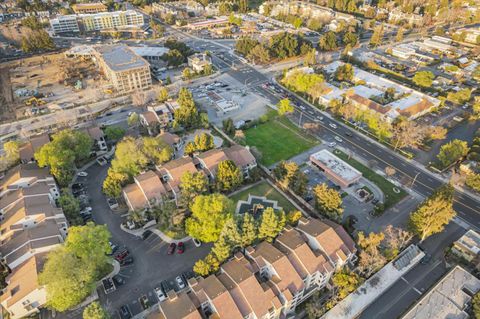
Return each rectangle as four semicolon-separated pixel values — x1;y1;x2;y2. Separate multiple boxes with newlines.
74;162;211;318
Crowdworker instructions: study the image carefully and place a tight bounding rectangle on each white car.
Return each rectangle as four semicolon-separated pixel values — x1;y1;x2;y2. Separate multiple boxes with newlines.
77;171;88;177
96;157;107;166
329;123;337;129
176;276;186;289
154;287;166;302
82;207;93;213
328;142;336;148
193;238;202;247
334;136;343;143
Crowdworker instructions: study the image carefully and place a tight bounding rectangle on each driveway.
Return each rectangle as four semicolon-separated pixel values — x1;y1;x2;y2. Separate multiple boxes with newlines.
77;163;211;318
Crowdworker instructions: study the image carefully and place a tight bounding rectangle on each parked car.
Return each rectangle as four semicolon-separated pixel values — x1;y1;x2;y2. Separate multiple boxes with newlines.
115;248;129;261
96;157;107;166
421;254;432;264
102;278;116;294
81;206;93;213
177;242;185;254
192;238;201;247
120;257;134;266
77;171;88;177
142;230;153;240
119;305;132;319
328;142;336;148
109;241;118;255
167;243;176;255
72;183;85;190
113;275;125;286
139;295;150;310
334;136;343;143
329;123;337;129
344;131;353;137
176;275;186;289
155;287;166;302
107;198;119;210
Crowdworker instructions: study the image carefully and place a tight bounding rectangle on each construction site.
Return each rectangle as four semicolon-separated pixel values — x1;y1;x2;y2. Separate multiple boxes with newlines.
0;52;112;123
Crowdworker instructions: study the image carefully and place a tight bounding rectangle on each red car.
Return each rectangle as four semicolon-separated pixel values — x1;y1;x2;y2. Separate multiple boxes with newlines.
177;242;185;254
114;249;129;262
167;243;176;255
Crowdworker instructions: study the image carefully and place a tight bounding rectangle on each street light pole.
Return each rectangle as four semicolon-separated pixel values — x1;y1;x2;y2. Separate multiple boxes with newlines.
298;111;303;127
411;172;420;188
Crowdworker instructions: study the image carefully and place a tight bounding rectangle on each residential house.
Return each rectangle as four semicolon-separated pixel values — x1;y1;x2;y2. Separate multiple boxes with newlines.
224;145;257;178
0;182;57;214
18;133;50;164
159;290;202;319
0;164;59;199
82;126;107;152
158;132;183;152
0;254;48;319
122;170;168;211
195;148;228;180
158;157;198;204
140;102;179;136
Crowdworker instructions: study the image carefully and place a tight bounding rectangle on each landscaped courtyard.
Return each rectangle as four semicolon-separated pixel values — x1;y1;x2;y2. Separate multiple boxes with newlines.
230;180;296;213
244;116;318;166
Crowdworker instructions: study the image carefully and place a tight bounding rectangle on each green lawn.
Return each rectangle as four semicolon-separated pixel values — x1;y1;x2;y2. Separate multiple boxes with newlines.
230;181;296;213
244;117;318;166
334;150;407;209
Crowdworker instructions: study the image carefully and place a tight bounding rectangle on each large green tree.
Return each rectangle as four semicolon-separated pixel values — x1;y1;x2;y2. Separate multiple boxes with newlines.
258;207;286;242
412;71;435;88
240;213;257;247
180;171;209;204
335;63;354;82
185;194;234;242
174;88;199;129
277;98;294;115
332;269;363;299
437;139;469;167
318;31;337;51
58;193;82;225
83;302;110;319
409;185;456;240
314;183;343;221
216;160;243;192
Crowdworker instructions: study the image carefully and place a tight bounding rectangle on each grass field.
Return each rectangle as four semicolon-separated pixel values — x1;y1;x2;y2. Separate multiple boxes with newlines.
230;181;296;213
244;117;318;166
334;150;407;209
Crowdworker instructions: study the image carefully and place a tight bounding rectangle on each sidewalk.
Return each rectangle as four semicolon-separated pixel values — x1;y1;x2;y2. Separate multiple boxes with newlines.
120;223;191;244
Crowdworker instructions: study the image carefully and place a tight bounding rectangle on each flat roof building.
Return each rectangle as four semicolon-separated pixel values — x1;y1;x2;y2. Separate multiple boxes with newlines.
401;266;480;319
310;150;362;188
71;2;107;14
452;229;480;263
94;45;152;93
50;15;80;34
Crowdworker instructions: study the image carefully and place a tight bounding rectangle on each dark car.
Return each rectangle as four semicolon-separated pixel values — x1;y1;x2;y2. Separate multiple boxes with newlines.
345;131;353;137
177;242;185;254
167;243;176;255
421;254;432;264
113;275;125;286
120;257;134;266
119;305;132;319
72;183;84;189
142;230;153;240
115;248;129;261
139;295;150;310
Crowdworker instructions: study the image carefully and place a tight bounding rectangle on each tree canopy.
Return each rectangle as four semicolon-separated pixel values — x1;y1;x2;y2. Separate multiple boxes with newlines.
216;160;243;192
412;71;435;88
83;302;110;319
174;88;200;129
437;139;469;167
313;183;344;221
277;98;294;115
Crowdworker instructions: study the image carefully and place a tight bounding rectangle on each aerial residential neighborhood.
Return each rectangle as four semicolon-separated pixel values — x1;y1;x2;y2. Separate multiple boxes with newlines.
0;0;480;319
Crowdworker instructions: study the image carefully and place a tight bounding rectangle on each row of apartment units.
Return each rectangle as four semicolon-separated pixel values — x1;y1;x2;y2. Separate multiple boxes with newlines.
49;10;144;34
123;143;257;211
0;163;67;319
149;217;356;319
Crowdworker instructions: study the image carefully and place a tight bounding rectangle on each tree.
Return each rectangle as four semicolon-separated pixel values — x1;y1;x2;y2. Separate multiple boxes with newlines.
185;194;234;242
473;292;480;319
194;133;214;151
409;185;456;240
247;44;270;64
222;118;235;136
216;160;243;192
369;24;384;47
102;170;127;198
235;36;260;56
35;130;93;186
258;207;286;242
383;225;413;259
293;17;303;29
318;31;337;51
437;139;469;167
240;213;257;247
335;63;354;82
180;171;209;204
109;137;148;180
83;302;110;319
357;231;386;277
273;161;308;196
412;71;435;88
314;184;343;221
238;0;248;12
174;88;199;129
304;48;316;66
219;1;233;15
157;87;169;103
104;126;125;141
332;269;362;299
203;64;213;75
182;67;192;80
220;218;242;248
427;126;447;140
0;140;20;170
142;136;173;165
447;88;472;105
59;193;82;225
277;98;294;115
392;117;426;150
287;210;302;225
193;258;211;276
211;235;232;262
228;13;242;26
343;31;358;47
127;112;139;127
466;173;480;192
40;223;111;312
395;27;404;42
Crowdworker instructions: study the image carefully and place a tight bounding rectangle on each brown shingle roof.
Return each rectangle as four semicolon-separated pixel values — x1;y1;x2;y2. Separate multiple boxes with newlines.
19;133;50;162
158;132;181;147
160;157;198;192
159;291;202;319
0;182;51;211
1;164;52;191
224;145;256;168
135;170;167;201
0;253;46;307
347;93;391;114
397;98;433;118
196;149;228;175
82;126;104;141
123;183;148;211
141;111;158;126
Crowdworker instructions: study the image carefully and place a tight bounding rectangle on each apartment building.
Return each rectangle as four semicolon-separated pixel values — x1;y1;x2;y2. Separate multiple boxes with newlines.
140;101;180;136
71;2;107;14
50;15;80;34
18;133;50;164
94;45;152;94
123;145;257;209
49;10;144;34
0;164;67;319
157;217;356;318
81;125;107;152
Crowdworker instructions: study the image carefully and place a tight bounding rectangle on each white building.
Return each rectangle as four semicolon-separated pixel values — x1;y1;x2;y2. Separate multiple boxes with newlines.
50;15;80;33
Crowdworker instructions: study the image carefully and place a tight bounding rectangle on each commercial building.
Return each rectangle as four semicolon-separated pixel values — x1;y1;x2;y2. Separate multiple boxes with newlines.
130;46;169;64
185;17;229;30
71;2;107;14
451;229;480;263
392;46;416;60
401;266;480;319
157;217;356;318
50;10;144;34
310;150;362;188
187;53;212;73
0;164;66;319
152;1;204;19
94;45;152;94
